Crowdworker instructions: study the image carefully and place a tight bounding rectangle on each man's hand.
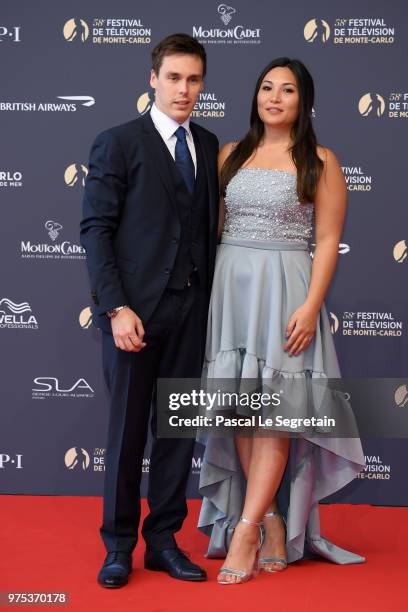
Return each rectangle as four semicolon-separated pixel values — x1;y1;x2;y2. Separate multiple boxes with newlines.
111;308;146;352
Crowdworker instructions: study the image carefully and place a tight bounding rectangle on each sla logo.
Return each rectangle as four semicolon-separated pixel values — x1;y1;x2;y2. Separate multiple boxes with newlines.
45;220;62;241
304;19;330;43
0;454;23;468
0;26;21;42
329;312;340;334
218;4;236;25
358;93;385;117
79;307;93;329
65;447;90;471
64;163;88;187
0;298;38;329
63;18;90;42
136;92;152;116
393;240;407;263
32;377;95;399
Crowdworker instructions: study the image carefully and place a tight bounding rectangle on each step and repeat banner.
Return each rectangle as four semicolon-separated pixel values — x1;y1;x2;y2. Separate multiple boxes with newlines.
1;0;407;504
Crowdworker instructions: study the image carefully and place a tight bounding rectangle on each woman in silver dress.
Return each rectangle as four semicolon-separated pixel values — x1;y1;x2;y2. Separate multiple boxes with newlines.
197;58;365;584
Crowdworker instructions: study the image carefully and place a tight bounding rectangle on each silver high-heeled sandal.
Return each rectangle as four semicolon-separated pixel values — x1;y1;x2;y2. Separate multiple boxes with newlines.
259;511;288;573
217;516;261;585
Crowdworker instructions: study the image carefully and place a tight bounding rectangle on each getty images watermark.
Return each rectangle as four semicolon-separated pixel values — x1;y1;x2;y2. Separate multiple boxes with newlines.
167;389;336;430
157;378;408;439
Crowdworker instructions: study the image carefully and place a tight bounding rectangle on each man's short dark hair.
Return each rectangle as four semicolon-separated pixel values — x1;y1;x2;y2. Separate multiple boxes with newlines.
151;33;207;77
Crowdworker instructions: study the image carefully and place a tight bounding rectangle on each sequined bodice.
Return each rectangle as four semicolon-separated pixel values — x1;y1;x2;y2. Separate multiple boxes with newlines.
223;168;314;242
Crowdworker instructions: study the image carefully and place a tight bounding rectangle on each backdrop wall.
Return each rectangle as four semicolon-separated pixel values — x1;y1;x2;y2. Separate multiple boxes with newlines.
1;0;407;505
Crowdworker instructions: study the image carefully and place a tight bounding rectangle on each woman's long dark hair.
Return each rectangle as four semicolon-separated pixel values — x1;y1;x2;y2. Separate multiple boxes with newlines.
220;57;323;203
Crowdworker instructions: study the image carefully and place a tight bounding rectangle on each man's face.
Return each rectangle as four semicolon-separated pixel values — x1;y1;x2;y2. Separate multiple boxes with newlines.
150;53;204;123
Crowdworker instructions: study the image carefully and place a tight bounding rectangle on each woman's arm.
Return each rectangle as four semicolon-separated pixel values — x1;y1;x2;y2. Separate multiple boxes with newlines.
306;147;347;311
284;147;347;355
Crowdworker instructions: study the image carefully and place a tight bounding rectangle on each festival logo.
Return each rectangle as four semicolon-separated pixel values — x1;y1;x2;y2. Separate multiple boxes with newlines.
395;384;408;408
0;170;23;188
192;91;226;118
342;165;373;192
136;92;152;116
358;93;385;117
357;454;391;480
193;5;261;45
65;447;106;472
305;17;395;45
393;240;407;263
358;92;408;120
0;298;38;329
329;312;340;334
304;19;330;43
340;311;404;337
64;163;88;187
64;17;151;45
79;307;93;329
63;18;90;42
65;447;90;470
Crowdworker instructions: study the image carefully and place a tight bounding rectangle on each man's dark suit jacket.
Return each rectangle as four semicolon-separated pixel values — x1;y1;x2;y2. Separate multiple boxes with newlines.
80;113;219;334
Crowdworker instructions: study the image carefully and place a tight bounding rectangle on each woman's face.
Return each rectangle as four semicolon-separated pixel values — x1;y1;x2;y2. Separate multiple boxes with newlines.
257;66;300;129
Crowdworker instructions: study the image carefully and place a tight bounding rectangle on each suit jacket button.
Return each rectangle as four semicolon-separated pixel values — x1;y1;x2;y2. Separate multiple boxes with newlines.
172;238;179;244
165;268;171;274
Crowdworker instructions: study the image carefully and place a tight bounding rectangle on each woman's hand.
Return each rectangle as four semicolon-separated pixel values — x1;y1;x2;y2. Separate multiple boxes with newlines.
284;303;319;356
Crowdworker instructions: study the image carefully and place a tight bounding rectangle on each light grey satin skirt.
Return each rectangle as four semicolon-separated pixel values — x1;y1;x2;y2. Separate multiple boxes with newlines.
197;236;366;564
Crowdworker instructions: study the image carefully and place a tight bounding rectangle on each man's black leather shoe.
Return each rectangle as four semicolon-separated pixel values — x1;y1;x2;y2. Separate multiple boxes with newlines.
144;548;207;581
97;552;132;588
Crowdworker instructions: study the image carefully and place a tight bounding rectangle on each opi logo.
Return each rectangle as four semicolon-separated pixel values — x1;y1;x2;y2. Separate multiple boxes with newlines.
0;26;21;42
0;454;23;469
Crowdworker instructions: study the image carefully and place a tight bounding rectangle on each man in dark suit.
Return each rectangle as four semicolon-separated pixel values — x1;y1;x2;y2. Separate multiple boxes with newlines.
80;33;219;587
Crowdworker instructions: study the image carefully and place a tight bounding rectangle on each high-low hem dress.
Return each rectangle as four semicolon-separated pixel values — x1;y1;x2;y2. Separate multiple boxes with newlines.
197;168;366;565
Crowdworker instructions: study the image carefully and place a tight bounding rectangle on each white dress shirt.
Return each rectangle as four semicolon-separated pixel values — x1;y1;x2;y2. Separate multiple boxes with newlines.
150;102;197;176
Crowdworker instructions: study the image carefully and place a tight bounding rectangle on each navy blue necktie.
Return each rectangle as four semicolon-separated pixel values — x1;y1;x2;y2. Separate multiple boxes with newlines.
174;126;195;195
